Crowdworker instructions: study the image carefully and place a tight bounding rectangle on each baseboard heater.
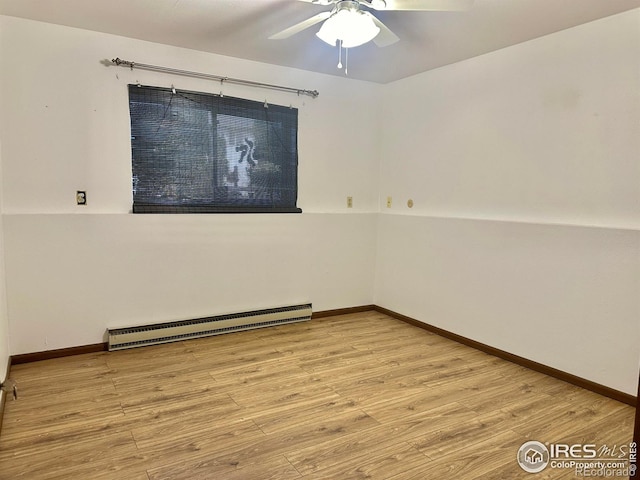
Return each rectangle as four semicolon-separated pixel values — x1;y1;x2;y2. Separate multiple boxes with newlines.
107;303;312;351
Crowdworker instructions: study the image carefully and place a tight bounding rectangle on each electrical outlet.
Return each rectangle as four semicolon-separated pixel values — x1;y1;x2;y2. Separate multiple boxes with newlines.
347;196;353;208
386;196;392;208
76;191;87;205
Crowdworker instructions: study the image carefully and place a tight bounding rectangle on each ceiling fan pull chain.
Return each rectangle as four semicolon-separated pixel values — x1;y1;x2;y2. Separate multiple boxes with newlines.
337;39;343;69
345;46;349;75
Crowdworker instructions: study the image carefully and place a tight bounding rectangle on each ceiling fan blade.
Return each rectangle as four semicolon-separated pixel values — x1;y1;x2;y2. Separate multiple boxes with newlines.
295;0;336;4
268;11;332;40
364;12;400;47
373;0;474;11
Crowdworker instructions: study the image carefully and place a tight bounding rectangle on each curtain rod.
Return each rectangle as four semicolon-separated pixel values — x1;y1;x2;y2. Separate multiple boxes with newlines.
110;57;319;99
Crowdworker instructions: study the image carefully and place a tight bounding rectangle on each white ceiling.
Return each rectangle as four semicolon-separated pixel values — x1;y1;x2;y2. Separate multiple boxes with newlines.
1;0;639;83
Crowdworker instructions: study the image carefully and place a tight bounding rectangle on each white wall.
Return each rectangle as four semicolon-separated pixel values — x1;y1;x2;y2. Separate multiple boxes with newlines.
378;11;639;228
0;16;382;215
0;138;8;382
0;16;9;385
0;16;380;354
3;213;377;353
376;9;640;395
376;216;639;394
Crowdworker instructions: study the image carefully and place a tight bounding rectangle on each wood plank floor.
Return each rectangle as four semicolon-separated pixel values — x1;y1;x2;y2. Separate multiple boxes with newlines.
0;312;634;479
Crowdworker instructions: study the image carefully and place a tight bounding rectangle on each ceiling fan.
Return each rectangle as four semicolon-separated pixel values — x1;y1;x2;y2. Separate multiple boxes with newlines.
269;0;474;49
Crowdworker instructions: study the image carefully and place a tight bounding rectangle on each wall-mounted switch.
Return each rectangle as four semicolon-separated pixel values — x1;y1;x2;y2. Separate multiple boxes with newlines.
76;191;87;205
347;196;353;208
386;196;392;208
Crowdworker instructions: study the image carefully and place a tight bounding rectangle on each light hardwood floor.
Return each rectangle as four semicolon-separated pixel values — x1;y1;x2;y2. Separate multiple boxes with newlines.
0;312;634;479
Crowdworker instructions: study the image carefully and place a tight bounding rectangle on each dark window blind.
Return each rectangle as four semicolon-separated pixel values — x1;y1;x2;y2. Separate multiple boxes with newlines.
129;85;301;213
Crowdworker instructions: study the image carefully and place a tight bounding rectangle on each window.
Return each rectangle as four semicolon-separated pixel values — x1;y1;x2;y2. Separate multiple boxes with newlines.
128;85;301;213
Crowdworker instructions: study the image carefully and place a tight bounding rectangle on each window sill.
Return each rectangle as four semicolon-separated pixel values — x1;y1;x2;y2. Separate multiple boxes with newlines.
132;205;302;214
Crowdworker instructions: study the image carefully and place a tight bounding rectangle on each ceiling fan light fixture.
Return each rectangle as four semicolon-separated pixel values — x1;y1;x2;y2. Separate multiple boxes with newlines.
316;18;339;46
316;7;380;48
